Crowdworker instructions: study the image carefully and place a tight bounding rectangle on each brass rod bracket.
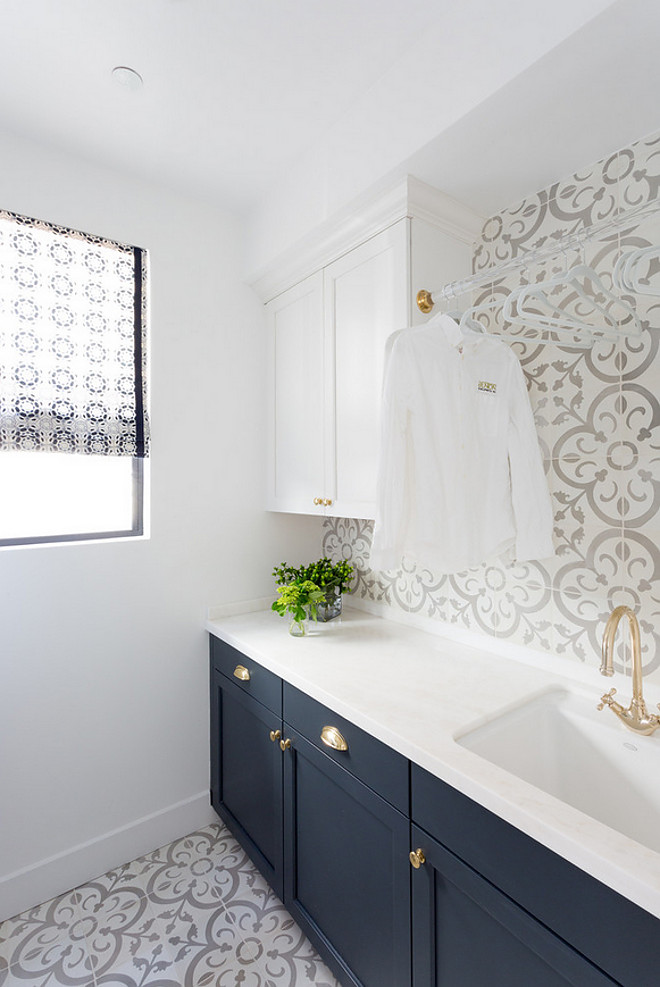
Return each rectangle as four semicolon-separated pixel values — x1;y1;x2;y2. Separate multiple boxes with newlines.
416;289;434;314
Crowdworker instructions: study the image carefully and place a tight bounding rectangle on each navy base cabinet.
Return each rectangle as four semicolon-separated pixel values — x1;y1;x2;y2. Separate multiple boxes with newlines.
210;637;284;898
411;823;616;986
210;637;660;987
282;685;411;987
411;763;660;987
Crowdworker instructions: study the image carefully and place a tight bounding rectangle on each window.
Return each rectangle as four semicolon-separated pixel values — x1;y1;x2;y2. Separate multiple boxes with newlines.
0;210;149;547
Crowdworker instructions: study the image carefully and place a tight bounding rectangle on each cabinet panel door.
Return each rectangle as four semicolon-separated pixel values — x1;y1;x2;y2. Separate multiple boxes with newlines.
210;669;284;898
324;221;409;520
410;825;616;987
283;731;411;987
266;271;325;513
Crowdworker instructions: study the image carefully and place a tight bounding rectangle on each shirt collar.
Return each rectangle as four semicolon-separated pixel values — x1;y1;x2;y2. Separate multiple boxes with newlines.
426;312;465;348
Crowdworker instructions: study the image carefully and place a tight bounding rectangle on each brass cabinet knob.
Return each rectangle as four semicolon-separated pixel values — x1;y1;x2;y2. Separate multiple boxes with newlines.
313;497;322;505
233;665;250;682
322;498;333;507
280;737;292;751
409;848;426;869
320;725;348;752
269;729;282;743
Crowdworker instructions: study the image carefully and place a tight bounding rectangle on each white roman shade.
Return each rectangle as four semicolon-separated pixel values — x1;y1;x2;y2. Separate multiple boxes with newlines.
0;209;149;457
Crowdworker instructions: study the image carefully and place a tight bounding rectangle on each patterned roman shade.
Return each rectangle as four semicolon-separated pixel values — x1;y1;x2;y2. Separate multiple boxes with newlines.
0;209;149;457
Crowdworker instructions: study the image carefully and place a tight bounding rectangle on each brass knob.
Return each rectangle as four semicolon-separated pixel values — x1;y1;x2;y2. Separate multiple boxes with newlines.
409;848;426;869
313;497;322;505
233;665;250;682
322;498;333;507
269;729;281;743
280;738;292;751
416;289;434;314
320;725;348;752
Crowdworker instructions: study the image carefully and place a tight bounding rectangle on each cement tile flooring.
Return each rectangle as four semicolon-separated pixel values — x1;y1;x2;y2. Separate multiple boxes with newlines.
0;823;341;987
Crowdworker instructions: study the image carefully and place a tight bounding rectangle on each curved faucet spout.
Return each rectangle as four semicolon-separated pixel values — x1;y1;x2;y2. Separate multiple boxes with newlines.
599;606;660;736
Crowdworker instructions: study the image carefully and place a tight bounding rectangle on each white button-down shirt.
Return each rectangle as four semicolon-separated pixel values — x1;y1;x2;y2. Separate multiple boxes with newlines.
370;314;554;573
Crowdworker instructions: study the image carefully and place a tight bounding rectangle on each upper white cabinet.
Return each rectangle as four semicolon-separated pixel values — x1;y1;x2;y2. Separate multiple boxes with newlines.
256;177;483;519
324;222;408;519
266;271;325;515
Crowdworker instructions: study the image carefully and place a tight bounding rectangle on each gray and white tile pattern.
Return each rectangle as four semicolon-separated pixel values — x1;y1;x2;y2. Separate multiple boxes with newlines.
324;126;660;683
0;824;341;987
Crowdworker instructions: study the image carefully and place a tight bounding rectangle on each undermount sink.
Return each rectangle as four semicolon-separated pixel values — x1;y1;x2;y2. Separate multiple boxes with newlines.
455;687;660;853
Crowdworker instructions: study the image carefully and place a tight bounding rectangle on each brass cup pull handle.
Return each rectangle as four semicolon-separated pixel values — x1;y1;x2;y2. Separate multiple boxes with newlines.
409;848;426;869
320;725;348;752
233;665;250;682
269;729;281;743
280;737;292;751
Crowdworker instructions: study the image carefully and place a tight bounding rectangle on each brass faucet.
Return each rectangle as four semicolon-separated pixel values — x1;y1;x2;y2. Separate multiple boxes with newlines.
598;605;660;736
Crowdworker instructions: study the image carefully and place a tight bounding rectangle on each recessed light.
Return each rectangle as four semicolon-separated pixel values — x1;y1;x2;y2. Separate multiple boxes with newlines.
112;66;144;91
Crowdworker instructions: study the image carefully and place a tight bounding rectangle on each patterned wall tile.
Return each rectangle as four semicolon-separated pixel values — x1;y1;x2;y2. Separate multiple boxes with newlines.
326;126;660;680
548;153;620;232
444;564;555;651
619;526;660;676
618;133;660;212
528;348;623;462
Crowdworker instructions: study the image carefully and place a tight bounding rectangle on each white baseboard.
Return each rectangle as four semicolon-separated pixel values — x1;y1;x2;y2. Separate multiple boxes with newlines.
0;791;217;922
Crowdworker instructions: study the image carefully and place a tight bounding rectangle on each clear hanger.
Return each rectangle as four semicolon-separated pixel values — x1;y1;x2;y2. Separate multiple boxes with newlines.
425;286;489;336
502;261;642;342
458;282;505;336
613;244;660;296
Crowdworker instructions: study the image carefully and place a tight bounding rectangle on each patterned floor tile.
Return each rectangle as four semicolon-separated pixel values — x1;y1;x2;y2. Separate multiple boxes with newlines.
155;899;242;987
0;823;342;987
218;857;340;987
79;825;231;905
0;965;95;987
237;926;341;987
77;885;177;983
0;888;93;984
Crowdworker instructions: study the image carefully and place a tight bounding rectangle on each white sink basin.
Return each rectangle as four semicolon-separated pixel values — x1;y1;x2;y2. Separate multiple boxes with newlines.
455;687;660;853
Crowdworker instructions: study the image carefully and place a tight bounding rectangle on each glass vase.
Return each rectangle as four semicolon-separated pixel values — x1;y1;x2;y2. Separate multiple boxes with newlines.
316;584;342;622
289;618;306;637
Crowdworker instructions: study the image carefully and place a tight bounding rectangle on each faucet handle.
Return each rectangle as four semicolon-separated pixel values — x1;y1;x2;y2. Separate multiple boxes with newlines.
597;688;617;711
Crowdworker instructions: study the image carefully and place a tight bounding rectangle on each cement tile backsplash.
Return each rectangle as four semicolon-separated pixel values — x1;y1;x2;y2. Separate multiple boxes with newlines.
323;126;660;681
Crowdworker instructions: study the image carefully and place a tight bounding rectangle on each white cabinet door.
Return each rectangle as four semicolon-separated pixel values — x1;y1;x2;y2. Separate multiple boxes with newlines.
323;221;409;520
266;272;325;513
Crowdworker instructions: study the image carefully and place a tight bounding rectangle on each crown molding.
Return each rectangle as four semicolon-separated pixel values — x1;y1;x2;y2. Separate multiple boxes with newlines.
248;176;483;302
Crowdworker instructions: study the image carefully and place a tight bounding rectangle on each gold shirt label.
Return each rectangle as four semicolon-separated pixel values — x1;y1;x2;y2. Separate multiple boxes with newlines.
478;380;497;394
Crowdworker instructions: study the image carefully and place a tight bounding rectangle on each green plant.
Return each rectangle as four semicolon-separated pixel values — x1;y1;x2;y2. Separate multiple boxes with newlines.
272;580;325;624
272;557;354;593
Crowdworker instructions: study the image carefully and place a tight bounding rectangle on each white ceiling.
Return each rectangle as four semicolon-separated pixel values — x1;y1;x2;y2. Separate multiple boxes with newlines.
0;0;658;232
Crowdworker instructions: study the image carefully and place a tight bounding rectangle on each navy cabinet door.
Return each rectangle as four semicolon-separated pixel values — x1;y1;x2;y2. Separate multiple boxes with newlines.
410;824;617;987
283;730;411;987
210;668;284;898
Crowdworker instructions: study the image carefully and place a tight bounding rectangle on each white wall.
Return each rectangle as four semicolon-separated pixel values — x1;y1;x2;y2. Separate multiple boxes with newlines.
242;0;620;275
0;130;322;920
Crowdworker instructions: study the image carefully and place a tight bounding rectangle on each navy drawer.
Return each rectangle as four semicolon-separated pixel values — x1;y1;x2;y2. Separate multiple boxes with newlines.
284;683;409;814
210;636;282;715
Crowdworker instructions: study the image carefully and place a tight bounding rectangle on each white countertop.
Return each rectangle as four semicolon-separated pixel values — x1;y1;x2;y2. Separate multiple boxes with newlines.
206;602;660;921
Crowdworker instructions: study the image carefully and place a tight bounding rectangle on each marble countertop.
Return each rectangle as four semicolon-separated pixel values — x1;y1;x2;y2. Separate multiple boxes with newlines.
206;602;660;920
